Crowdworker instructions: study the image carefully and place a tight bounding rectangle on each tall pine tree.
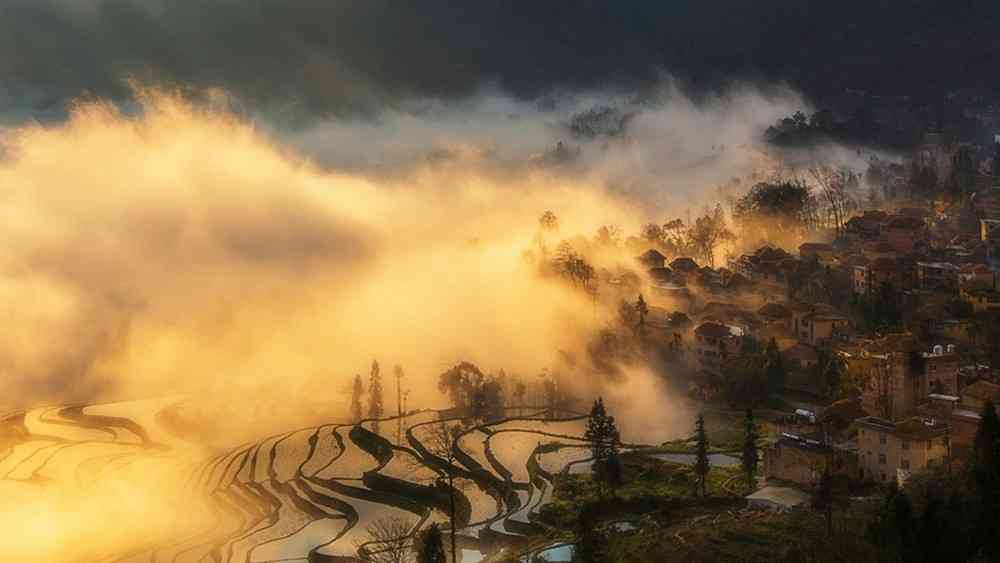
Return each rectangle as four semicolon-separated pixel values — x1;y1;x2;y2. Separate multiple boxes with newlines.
867;485;918;563
970;400;1000;559
742;409;760;492
350;374;365;423
584;398;621;496
817;466;833;537
575;504;609;563
694;413;709;497
764;338;786;400
368;360;384;434
606;449;624;497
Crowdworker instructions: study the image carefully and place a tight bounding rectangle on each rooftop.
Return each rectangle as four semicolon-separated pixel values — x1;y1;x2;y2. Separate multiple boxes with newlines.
746;486;811;511
695;321;739;339
758;302;792;319
962;380;1000;403
855;416;949;440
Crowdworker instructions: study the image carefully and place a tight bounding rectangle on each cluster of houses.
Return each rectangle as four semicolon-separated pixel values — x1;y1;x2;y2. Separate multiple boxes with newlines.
632;189;1000;493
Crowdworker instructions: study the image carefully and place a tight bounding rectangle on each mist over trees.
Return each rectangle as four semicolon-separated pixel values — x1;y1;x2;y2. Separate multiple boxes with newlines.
437;362;507;422
734;180;818;239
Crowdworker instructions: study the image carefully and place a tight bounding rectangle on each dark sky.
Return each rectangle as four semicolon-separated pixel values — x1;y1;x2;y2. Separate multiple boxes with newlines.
2;0;999;122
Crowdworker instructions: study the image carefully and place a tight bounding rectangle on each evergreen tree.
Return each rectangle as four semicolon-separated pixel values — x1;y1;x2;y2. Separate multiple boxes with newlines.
867;485;917;563
918;494;948;563
574;505;608;563
606;449;624;497
584;398;621;495
816;466;833;537
350;374;365;423
764;338;786;400
815;348;844;401
694;413;709;497
970;400;1000;558
942;491;975;562
742;409;760;492
368;360;384;433
416;523;446;563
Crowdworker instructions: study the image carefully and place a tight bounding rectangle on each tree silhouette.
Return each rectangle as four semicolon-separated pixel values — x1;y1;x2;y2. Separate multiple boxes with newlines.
351;374;365;423
437;361;486;412
355;516;414;563
368;360;384;434
970;400;1000;558
584;398;621;496
575;504;609;563
867;485;918;563
605;449;624;497
764;338;786;399
687;204;734;267
635;294;649;335
426;422;462;563
416;523;446;563
742;409;760;492
394;365;405;445
694;414;710;497
817;466;833;537
514;380;527;415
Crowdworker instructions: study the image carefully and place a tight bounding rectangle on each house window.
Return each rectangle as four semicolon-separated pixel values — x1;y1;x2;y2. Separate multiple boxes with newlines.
880;472;886;482
879;454;887;465
879;433;887;445
901;459;910;470
901;440;909;450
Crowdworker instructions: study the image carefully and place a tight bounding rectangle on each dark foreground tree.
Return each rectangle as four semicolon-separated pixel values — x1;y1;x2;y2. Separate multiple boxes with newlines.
416;523;446;563
867;485;918;563
816;466;833;537
426;422;461;563
969;400;1000;558
605;449;624;497
742;409;760;492
764;338;786;400
574;504;608;563
694;414;709;497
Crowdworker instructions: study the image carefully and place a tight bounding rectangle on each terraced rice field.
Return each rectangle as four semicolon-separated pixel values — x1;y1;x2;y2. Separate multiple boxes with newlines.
0;401;600;562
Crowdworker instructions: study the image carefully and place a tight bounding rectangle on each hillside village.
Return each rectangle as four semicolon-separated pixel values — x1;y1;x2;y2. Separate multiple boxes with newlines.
507;127;1000;561
620;185;1000;484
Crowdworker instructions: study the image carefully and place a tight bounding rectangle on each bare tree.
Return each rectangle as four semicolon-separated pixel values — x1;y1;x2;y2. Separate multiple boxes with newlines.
687;204;734;267
355;516;416;563
425;421;462;563
808;165;857;239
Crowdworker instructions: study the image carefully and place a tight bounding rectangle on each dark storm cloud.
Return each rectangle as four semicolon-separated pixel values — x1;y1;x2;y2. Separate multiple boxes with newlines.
2;0;1000;123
